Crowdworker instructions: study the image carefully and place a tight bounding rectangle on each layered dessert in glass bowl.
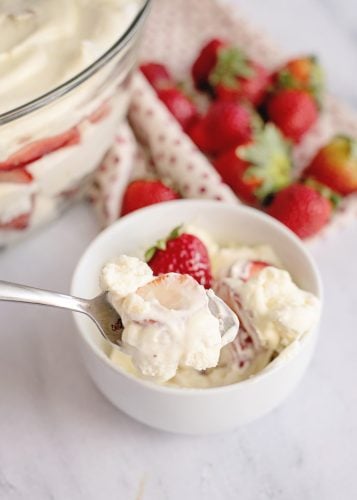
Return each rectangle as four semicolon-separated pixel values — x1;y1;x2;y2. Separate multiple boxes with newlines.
0;0;150;246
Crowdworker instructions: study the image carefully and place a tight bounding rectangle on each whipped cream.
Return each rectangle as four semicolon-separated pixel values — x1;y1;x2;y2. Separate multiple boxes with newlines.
106;234;320;389
0;0;141;114
101;255;239;382
212;245;282;279
0;182;34;223
100;255;153;297
109;335;273;388
168;346;273;388
221;266;320;351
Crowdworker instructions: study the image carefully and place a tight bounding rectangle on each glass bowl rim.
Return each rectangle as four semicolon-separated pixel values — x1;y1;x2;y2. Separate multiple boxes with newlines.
0;0;151;126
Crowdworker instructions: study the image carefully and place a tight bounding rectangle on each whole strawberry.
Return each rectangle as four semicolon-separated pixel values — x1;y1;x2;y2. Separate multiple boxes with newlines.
268;183;332;238
157;88;198;131
187;119;212;153
140;62;172;90
209;47;271;106
304;135;357;195
192;101;253;155
267;89;318;143
213;124;293;204
273;55;324;104
146;227;212;288
214;147;261;204
192;38;226;90
121;180;179;216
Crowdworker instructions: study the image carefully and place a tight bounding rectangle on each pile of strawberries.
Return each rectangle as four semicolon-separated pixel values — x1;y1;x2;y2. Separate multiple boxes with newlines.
123;38;357;239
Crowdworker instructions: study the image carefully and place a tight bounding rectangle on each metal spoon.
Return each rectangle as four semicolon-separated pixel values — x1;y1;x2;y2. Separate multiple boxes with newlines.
0;280;238;348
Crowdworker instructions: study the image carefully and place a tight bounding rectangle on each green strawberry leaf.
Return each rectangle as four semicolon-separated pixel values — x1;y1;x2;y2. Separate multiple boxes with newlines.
209;47;254;89
144;225;183;262
145;246;158;262
277;69;299;90
309;57;325;107
168;225;183;241
237;123;293;200
276;57;324;107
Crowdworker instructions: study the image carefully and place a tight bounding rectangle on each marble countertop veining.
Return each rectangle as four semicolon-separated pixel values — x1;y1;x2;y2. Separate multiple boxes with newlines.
0;1;357;499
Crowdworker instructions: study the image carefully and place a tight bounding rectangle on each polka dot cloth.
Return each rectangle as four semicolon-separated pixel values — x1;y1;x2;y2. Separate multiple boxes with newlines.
92;0;357;242
90;123;138;226
129;73;238;203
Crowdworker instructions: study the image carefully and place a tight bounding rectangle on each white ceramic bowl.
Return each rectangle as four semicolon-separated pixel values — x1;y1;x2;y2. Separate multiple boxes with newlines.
71;200;322;434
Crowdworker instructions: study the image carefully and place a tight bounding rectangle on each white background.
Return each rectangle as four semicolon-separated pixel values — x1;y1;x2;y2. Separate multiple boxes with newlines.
0;1;356;499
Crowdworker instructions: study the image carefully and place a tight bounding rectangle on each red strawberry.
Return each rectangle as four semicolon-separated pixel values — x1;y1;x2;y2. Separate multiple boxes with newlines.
140;62;172;90
209;47;271;106
199;101;253;155
273;56;324;104
267;89;318;143
0;169;32;183
214;148;260;204
121;180;180;216
187;119;212;153
156;88;198;131
268;183;332;238
304;135;357;195
192;38;226;90
0;213;31;230
214;61;271;106
0;128;80;171
146;227;212;288
213;123;293;204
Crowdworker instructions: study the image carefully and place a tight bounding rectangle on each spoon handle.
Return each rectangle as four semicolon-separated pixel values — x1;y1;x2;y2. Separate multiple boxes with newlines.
0;280;86;314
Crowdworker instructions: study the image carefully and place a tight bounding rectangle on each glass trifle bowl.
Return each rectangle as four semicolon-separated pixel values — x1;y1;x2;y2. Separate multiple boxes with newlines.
0;0;151;247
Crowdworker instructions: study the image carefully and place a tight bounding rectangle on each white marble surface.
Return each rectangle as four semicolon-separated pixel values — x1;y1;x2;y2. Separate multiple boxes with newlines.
1;1;357;499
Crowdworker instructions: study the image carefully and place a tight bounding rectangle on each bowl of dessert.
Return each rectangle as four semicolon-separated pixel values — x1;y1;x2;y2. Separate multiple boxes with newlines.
0;0;150;247
71;200;322;434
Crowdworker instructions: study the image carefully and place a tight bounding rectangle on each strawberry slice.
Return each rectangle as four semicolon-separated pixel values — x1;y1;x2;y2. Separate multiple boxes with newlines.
0;213;31;230
0;169;33;183
244;261;270;281
0;127;80;171
88;103;111;124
